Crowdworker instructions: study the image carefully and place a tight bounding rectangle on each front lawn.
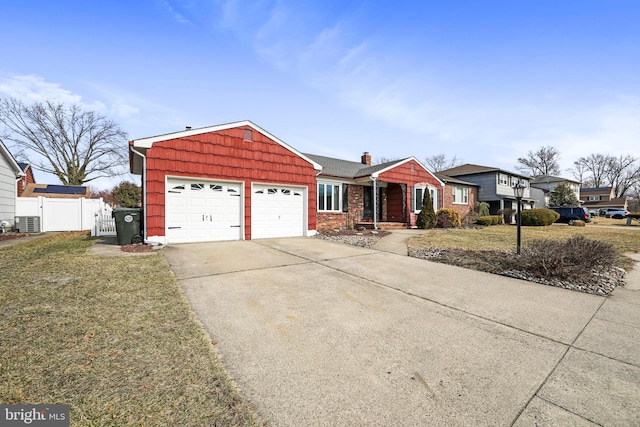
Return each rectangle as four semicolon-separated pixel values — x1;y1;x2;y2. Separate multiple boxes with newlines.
0;232;262;426
409;224;639;281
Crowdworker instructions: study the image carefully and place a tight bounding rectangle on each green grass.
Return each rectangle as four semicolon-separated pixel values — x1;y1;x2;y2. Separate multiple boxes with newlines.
409;224;640;271
0;232;263;426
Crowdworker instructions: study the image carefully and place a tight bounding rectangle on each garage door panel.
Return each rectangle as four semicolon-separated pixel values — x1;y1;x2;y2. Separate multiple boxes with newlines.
166;179;242;243
252;184;305;239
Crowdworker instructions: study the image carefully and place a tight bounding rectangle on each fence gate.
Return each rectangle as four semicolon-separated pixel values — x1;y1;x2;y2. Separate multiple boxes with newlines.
96;212;116;236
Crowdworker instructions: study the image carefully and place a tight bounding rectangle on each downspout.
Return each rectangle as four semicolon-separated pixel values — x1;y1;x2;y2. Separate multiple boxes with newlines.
131;148;148;243
371;176;378;230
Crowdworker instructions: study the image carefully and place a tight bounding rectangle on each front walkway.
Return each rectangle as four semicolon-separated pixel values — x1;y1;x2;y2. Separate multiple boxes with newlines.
372;228;425;255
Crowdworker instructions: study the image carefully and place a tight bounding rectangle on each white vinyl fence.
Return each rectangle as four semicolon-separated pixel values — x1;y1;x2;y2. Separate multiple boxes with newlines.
16;197;114;236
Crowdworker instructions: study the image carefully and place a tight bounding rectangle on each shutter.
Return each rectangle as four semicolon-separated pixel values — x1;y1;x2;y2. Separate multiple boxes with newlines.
410;185;415;212
342;183;349;212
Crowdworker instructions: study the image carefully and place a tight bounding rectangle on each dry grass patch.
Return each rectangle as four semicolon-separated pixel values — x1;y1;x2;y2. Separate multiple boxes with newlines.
0;232;263;426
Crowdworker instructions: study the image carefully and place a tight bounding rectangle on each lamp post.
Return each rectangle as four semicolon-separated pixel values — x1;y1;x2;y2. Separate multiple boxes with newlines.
513;181;525;255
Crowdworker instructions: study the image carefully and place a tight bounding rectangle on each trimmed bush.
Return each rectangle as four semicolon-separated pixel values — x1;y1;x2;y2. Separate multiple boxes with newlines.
436;208;462;228
476;215;502;226
520;208;560;226
522;235;616;280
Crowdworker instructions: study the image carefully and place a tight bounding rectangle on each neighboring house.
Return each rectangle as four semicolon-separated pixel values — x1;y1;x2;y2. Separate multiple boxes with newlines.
304;152;443;231
439;164;534;218
17;162;36;196
435;173;479;220
128;121;444;245
0;140;25;229
580;187;628;212
529;175;581;206
20;183;90;199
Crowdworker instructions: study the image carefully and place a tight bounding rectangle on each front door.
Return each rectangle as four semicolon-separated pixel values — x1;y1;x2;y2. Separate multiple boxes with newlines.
362;186;382;221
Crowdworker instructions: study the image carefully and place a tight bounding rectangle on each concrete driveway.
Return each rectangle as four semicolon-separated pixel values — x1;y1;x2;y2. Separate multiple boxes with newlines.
164;238;640;426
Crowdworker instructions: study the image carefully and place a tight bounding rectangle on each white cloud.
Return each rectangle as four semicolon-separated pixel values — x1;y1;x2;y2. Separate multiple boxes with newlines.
0;74;83;104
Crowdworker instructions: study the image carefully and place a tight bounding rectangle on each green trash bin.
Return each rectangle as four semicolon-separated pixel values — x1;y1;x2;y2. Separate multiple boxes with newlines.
112;208;143;245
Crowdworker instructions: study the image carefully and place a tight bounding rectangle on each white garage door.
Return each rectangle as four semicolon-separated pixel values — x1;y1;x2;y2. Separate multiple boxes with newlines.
252;184;305;239
166;178;242;243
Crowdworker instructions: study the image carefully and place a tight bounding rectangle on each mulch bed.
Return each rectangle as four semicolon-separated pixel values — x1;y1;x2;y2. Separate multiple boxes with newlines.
0;233;30;241
320;229;392;237
121;243;155;253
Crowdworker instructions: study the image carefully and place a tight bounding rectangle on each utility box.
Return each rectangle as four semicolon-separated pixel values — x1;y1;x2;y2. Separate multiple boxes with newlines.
15;216;41;233
112;208;143;245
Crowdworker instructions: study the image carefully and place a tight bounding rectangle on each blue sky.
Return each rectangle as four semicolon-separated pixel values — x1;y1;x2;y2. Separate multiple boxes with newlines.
1;0;639;190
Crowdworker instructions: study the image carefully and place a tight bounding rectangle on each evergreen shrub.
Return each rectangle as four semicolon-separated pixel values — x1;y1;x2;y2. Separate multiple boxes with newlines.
436;208;462;228
520;208;560;226
476;215;502;226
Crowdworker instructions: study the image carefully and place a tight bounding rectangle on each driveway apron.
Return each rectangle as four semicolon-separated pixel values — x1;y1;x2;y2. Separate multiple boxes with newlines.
163;238;640;426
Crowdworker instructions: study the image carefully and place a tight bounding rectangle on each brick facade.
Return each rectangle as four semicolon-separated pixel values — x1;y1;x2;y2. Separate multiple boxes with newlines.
441;183;477;220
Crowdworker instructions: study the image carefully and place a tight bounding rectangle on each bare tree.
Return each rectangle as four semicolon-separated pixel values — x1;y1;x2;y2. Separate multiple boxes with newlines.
374;156;401;165
571;154;611;189
424;154;462;172
605;154;640;198
0;97;128;185
515;146;560;176
567;159;591;185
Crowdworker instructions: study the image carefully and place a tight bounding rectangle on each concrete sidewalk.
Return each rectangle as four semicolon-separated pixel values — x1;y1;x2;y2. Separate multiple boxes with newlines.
166;237;640;426
372;228;426;255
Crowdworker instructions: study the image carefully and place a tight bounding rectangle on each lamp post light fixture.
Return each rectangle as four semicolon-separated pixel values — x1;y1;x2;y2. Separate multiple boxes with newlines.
512;181;526;255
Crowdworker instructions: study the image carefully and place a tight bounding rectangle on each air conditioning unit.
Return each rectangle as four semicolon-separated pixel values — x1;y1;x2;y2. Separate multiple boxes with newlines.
15;216;41;233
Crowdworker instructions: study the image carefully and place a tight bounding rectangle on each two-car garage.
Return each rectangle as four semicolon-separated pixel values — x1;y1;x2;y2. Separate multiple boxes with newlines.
165;178;306;244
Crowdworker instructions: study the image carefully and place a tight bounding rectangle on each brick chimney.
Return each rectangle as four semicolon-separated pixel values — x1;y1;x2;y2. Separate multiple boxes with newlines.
361;152;371;166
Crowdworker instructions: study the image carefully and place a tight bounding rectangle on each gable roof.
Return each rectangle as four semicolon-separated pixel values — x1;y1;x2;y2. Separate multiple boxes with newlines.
440;163;528;179
0;139;25;177
530;174;581;185
303;153;411;179
580;187;613;194
129;120;322;174
304;153;443;185
435;173;480;187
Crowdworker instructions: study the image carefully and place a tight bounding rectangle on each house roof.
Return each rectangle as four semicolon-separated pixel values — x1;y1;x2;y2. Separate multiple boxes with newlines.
129;120;323;174
0;139;25;177
435;173;480;187
580;187;612;194
582;197;627;209
530;174;580;185
303;153;409;179
304;153;443;185
20;183;90;198
439;163;528;179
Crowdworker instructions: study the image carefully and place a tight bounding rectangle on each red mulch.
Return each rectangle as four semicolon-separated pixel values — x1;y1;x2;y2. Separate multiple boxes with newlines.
0;233;30;241
320;229;392;237
120;244;155;253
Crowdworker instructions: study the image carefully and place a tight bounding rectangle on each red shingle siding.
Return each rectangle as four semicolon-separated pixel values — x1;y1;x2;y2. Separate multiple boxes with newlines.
144;127;317;240
377;160;441;227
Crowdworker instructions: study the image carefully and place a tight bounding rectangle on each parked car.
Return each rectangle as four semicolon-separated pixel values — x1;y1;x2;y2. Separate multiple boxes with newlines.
549;206;591;225
604;208;629;219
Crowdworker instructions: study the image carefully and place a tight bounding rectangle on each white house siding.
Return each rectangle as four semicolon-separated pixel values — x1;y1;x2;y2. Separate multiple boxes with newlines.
0;152;17;227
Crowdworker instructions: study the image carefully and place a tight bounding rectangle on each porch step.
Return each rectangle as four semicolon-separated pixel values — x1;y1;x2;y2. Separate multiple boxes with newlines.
356;222;408;230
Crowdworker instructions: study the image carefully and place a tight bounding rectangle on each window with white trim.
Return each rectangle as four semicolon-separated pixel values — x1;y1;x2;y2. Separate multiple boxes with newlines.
318;183;341;211
588;195;601;201
452;186;469;204
498;174;509;185
413;187;438;212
